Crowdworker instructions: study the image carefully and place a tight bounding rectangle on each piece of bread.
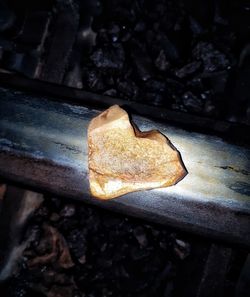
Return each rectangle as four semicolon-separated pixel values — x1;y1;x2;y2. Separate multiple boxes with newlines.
88;105;187;199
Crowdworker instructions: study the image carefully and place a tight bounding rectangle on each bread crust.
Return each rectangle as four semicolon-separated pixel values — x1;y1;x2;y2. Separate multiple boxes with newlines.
88;105;187;199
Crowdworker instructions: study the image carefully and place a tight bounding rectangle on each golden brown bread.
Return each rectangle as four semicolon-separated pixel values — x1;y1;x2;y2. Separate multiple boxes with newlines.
88;105;187;199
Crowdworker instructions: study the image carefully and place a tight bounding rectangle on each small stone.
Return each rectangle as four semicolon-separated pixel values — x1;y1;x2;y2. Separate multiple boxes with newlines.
86;70;104;91
26;224;41;247
189;16;204;36
145;92;164;106
204;99;217;116
134;21;146;32
78;255;86;264
155;50;170;71
174;247;188;260
174;239;190;260
117;79;138;99
145;79;166;92
90;44;125;71
193;42;230;72
36;205;49;219
175;61;201;78
60;204;76;217
133;226;148;247
108;23;120;43
50;212;60;222
103;89;117;97
108;23;120;34
157;33;180;62
182;91;203;113
175;239;186;248
100;242;107;252
66;229;86;261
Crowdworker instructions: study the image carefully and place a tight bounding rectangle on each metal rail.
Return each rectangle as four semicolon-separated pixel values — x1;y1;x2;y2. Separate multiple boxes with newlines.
0;72;249;144
0;87;249;247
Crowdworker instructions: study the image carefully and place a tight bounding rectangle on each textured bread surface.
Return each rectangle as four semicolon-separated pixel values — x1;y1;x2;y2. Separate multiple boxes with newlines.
88;105;187;199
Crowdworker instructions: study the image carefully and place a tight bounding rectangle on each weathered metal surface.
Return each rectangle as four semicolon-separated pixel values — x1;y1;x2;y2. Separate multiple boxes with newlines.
0;87;249;246
0;72;249;144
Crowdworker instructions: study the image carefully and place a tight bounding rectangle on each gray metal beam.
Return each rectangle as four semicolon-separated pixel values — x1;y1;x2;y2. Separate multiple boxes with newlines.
0;87;249;247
